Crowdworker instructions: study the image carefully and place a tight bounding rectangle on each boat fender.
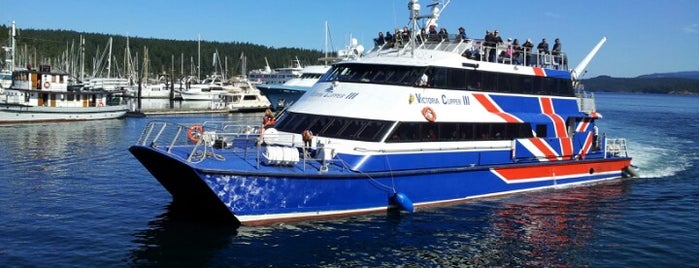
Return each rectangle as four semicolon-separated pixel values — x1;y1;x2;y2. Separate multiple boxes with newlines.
421;106;436;122
390;192;414;212
187;125;204;143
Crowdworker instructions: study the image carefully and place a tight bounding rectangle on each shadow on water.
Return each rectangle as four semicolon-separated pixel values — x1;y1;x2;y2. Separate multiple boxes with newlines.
127;201;239;267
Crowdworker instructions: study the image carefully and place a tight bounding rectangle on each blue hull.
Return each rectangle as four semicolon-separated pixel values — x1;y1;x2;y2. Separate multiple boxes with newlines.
129;144;631;225
257;85;306;111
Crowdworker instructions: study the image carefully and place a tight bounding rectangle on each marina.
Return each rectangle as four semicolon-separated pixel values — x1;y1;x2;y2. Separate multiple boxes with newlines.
1;0;697;266
0;93;697;267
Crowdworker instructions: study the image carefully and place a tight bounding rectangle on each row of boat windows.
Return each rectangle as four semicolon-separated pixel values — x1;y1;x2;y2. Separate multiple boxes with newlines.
12;72;66;83
319;63;575;97
299;73;324;79
276;112;391;142
276;112;537;142
388;121;534;142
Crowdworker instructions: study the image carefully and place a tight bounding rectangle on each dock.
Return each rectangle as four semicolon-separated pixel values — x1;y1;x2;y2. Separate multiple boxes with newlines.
125;108;231;117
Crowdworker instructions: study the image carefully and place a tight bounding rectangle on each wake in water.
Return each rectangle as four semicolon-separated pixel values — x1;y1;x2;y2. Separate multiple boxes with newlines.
625;135;695;179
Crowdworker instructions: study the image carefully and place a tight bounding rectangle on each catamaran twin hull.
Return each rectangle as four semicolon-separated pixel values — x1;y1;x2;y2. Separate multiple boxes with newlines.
129;131;632;226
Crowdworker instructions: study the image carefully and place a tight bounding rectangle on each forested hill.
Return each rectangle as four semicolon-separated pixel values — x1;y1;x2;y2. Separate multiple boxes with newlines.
581;73;699;95
0;24;325;78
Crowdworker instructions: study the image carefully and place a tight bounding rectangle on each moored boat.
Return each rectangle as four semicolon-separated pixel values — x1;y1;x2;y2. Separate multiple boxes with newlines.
178;75;228;101
1;66;129;124
129;0;636;226
256;64;329;110
248;57;303;86
220;76;271;112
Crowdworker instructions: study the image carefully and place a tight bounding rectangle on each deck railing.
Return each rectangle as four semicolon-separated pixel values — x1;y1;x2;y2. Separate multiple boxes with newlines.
370;34;569;71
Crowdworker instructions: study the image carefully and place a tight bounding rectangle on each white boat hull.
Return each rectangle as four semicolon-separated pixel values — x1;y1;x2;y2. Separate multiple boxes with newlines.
0;104;128;123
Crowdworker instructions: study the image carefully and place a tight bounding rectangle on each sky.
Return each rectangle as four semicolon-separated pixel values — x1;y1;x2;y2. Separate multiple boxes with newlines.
2;0;698;78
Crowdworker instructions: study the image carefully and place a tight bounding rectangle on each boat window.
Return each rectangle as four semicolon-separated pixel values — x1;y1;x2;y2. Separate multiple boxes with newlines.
386;122;534;143
320;63;425;86
356;121;390;141
339;120;364;137
275;112;393;142
320;63;573;96
322;118;348;136
535;124;547;137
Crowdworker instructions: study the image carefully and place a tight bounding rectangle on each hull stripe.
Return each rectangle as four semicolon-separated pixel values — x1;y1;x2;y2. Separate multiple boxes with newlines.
529;137;560;161
533;67;546;77
539;97;568;138
491;159;629;183
473;93;522;123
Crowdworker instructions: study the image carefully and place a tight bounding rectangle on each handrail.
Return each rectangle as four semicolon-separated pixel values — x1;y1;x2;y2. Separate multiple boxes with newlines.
370;36;568;70
355;144;511;153
605;138;629;158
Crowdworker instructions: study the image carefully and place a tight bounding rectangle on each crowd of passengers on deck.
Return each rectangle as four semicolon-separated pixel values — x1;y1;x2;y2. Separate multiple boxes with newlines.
373;25;567;70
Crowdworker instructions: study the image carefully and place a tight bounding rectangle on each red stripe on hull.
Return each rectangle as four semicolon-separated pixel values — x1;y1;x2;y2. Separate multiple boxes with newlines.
576;118;591;132
493;159;631;182
530;138;560;161
473;93;521;123
560;137;574;160
533;67;546;77
540;97;567;138
579;132;593;158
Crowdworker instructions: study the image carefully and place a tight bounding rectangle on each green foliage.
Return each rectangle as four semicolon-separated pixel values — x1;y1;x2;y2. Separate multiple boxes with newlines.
0;24;324;79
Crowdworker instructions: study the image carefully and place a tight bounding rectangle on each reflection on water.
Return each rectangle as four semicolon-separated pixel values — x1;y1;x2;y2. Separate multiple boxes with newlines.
128;202;238;267
1;120;125;177
130;98;224;111
126;180;631;267
483;180;628;267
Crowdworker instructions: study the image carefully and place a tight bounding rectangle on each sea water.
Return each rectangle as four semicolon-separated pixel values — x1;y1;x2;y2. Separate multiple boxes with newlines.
0;93;697;267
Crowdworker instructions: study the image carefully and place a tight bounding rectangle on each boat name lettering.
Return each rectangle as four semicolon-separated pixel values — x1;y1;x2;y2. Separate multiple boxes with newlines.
414;93;440;104
415;94;470;106
308;92;360;99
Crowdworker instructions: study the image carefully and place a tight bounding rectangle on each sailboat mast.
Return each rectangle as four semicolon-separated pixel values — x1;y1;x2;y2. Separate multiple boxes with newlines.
197;34;201;81
107;37;112;78
80;35;84;82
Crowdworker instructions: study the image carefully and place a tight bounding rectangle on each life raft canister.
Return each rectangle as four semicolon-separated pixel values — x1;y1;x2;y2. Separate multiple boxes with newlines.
421;106;436;122
187;125;204;143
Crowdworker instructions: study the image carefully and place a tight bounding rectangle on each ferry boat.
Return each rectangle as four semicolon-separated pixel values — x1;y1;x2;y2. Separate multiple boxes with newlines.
248;57;303;86
257;39;366;110
256;64;329;110
129;0;636;226
1;66;129;124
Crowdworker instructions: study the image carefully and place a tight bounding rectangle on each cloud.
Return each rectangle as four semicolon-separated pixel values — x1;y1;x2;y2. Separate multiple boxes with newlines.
684;24;699;34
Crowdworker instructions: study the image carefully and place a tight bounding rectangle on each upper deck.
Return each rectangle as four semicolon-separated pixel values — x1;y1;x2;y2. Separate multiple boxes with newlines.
367;33;569;73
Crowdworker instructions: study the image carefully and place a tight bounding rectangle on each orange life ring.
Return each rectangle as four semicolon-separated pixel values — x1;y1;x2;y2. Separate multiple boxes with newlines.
98;102;104;107
187;125;204;143
43;81;50;89
421;106;436;122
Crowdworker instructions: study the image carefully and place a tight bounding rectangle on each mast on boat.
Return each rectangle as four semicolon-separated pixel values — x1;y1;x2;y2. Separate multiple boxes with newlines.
3;21;17;72
197;34;201;81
